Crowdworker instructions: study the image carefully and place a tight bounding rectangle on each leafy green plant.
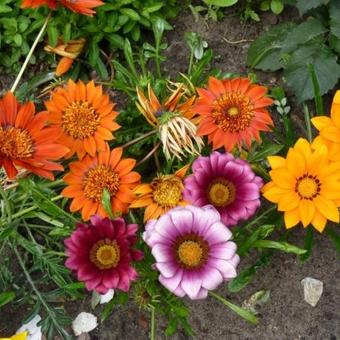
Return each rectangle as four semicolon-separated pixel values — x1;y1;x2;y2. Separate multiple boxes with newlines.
247;0;340;101
0;0;181;76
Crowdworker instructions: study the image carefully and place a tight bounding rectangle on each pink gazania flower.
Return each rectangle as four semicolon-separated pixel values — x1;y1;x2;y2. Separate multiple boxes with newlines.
143;205;239;300
64;215;143;294
183;151;262;227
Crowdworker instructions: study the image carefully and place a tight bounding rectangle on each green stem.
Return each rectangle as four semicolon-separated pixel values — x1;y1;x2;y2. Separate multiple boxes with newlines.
209;291;258;324
44;178;64;188
303;104;313;142
150;306;156;340
245;206;276;231
11;12;52;93
188;49;194;75
120;130;157;149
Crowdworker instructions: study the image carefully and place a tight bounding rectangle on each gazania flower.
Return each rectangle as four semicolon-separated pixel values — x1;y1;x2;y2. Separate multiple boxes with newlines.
0;92;68;180
143;205;239;300
312;90;340;161
130;165;189;222
136;84;203;160
65;215;143;293
45;38;86;76
262;138;340;232
62;146;140;221
45;80;120;159
21;0;104;16
183;151;262;227
195;77;273;151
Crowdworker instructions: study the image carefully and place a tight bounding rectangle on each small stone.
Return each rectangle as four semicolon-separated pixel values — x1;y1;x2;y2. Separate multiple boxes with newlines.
301;277;323;307
72;312;98;336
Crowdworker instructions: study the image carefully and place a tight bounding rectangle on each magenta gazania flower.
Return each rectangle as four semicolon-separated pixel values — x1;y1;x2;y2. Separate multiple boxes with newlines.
183;151;263;227
64;215;143;294
143;205;239;300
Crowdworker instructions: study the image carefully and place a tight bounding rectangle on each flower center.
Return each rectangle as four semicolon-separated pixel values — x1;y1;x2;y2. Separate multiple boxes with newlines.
207;178;236;207
0;126;33;159
175;234;209;269
212;92;254;133
295;174;321;200
152;176;183;207
83;165;120;202
62;101;100;139
90;239;120;269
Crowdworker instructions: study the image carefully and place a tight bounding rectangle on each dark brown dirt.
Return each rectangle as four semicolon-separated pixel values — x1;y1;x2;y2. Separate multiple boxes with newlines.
1;6;340;340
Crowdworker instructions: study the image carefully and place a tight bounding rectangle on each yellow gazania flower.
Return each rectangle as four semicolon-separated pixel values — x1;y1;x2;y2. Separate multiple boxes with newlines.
0;332;27;340
44;38;86;76
136;83;203;160
311;90;340;161
262;138;340;232
130;165;189;222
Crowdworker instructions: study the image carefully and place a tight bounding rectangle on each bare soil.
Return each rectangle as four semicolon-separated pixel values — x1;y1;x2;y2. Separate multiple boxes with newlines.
1;6;340;340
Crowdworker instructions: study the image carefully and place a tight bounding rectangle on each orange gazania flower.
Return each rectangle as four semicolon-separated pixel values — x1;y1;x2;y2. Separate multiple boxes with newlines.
21;0;104;16
62;146;141;221
136;84;203;160
45;38;86;76
45;80;120;159
130;165;189;222
195;77;273;151
0;92;68;180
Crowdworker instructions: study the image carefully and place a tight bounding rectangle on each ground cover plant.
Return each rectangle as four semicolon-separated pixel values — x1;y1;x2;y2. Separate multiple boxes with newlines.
0;1;340;340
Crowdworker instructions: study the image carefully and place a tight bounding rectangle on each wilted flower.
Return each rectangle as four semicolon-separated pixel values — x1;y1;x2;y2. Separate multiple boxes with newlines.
143;205;239;300
136;84;203;160
65;215;143;293
44;38;85;76
262;138;340;232
195;77;273;151
130;165;189;221
183;151;262;227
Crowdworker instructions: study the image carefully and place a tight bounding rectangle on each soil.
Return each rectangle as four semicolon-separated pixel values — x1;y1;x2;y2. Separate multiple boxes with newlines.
1;6;340;340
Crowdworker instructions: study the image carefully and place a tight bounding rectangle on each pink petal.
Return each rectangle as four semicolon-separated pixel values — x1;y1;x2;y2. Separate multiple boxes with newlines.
180;271;203;300
159;268;183;292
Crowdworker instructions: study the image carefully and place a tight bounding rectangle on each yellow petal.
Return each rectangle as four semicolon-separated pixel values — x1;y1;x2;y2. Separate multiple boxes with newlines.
314;196;340;222
262;182;289;203
298;199;316;227
134;184;153;195
284;208;300;229
311;116;332;131
321;182;340;200
278;191;300;211
267;156;286;169
286;148;305;177
269;169;296;189
306;144;328;175
331;90;340;127
294;138;312;158
320;126;340;143
311;211;327;233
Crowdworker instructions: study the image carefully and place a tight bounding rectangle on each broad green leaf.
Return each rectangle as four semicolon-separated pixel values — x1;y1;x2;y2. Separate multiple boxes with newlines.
330;0;340;39
247;22;295;71
281;18;327;53
120;8;140;21
271;0;284;14
296;0;330;15
0;5;12;13
248;144;283;163
203;0;238;6
0;291;15;308
284;43;340;101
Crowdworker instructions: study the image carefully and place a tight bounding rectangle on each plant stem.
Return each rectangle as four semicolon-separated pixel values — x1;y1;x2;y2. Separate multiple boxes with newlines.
150;306;156;340
136;142;161;167
121;130;157;149
188;49;194;75
11;12;52;93
245;205;276;231
44;178;65;188
303;104;313;142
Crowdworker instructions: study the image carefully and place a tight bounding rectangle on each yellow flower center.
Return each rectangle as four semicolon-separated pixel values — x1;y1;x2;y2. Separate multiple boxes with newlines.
90;239;120;269
62;101;100;139
175;234;209;269
83;165;120;202
152;176;183;207
0;126;33;159
212;92;254;132
207;178;236;207
295;174;321;200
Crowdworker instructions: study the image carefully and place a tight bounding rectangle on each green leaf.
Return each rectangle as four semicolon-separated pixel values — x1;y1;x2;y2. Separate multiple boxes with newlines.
271;0;284;14
0;4;12;13
253;240;307;255
120;8;141;21
203;0;238;7
247;22;295;71
330;0;340;39
300;227;314;261
101;188;114;219
47;25;58;47
284;43;340;101
326;226;340;254
0;291;15;308
228;267;256;293
281;18;327;53
296;0;330;15
248;144;283;163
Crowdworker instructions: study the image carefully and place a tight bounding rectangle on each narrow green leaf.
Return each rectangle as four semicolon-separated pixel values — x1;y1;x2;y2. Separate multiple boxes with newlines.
0;291;15;308
300;227;314;261
326;226;340;254
253;240;307;255
101;188;114;219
